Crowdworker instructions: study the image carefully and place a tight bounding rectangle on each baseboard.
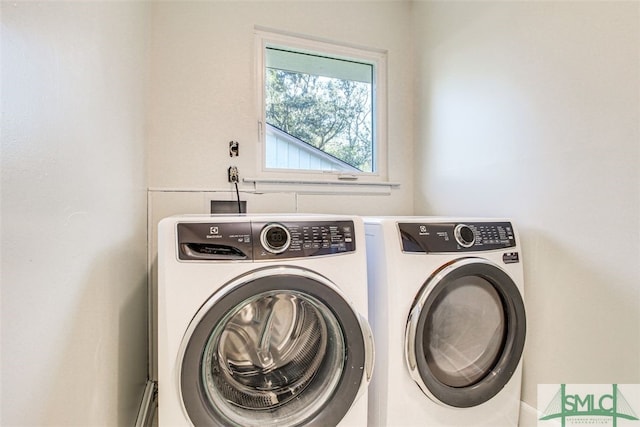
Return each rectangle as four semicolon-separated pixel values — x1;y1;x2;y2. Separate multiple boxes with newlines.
519;401;540;427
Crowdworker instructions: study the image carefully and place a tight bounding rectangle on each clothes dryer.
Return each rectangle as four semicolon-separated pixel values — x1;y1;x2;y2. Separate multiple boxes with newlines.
364;217;526;427
158;214;373;426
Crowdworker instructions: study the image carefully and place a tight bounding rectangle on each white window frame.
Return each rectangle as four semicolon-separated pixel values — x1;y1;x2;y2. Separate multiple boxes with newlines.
254;27;389;185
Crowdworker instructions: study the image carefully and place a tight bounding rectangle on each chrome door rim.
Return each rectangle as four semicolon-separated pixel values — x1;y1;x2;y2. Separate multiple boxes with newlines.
405;257;526;408
178;265;373;426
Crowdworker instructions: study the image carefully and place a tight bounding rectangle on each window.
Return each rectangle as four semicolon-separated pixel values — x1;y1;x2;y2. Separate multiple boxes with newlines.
256;29;388;181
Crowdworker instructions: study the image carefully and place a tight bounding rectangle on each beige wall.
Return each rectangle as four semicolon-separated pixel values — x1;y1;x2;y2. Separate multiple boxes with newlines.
412;0;640;420
1;2;149;425
147;1;415;216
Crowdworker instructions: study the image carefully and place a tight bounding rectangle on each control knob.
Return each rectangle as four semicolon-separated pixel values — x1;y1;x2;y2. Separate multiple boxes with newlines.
454;224;475;248
260;223;291;254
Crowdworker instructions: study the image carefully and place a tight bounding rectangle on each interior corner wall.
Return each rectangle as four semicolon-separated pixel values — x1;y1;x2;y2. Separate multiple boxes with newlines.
1;2;150;425
412;0;640;415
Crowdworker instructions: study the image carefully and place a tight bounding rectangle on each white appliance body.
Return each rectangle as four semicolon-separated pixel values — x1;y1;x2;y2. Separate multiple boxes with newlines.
158;214;373;427
364;217;526;427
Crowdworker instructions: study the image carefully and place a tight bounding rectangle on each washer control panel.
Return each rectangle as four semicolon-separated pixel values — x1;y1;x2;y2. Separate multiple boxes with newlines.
399;221;516;253
253;221;355;260
177;220;355;261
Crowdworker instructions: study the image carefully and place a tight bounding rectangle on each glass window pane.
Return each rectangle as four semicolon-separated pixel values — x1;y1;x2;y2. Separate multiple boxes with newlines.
266;48;372;83
264;47;374;173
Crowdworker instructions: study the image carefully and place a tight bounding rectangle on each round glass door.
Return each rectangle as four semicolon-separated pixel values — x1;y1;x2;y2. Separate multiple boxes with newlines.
406;258;526;408
425;276;505;387
179;267;371;426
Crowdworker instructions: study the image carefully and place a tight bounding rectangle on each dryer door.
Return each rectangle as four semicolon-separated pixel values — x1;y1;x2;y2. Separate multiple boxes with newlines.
178;266;373;426
405;257;526;408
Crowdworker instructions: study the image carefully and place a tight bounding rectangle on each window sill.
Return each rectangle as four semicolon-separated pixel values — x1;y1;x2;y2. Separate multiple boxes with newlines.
243;177;400;195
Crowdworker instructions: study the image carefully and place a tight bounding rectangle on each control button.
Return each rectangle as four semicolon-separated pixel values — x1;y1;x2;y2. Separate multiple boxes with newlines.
260;223;291;254
454;224;476;248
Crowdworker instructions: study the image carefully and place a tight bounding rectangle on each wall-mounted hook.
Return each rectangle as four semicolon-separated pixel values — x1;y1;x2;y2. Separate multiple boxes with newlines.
229;141;239;157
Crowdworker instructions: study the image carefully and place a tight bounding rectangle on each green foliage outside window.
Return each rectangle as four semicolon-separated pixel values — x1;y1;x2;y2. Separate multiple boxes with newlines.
265;68;373;172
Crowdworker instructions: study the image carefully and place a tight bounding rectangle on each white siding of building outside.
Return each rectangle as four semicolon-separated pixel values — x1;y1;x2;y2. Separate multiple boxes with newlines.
265;125;361;172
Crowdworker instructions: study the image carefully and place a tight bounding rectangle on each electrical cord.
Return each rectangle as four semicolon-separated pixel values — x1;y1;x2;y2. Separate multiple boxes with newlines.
228;166;242;214
234;181;242;214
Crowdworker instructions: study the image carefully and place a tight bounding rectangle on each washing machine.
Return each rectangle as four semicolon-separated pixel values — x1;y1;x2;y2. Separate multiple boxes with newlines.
364;217;526;426
157;214;374;427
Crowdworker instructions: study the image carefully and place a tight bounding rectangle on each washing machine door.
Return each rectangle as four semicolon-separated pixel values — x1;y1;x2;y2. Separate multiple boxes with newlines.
405;257;526;408
178;266;373;427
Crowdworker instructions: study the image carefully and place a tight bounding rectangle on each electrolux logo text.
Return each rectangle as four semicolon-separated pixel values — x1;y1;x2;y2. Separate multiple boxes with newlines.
538;384;639;427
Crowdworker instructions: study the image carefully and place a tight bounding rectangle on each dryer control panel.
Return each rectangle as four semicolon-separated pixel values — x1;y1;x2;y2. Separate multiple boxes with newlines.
398;221;516;253
177;220;356;261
